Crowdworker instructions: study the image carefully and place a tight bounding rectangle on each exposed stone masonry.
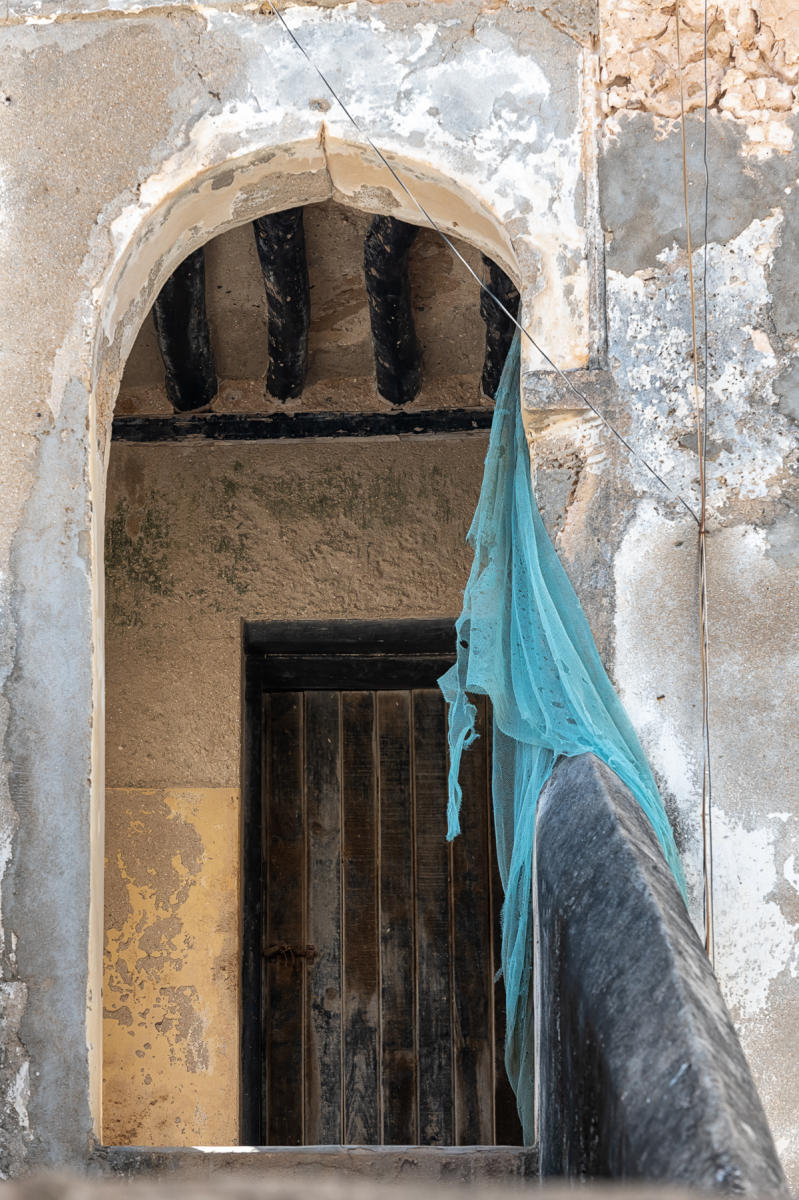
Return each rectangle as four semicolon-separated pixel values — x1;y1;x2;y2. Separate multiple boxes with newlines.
600;0;799;152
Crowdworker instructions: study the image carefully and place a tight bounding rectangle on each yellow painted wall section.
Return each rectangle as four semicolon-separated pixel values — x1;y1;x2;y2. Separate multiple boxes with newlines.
103;787;240;1146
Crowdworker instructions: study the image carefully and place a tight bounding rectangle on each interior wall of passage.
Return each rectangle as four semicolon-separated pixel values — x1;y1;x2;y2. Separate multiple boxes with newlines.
102;428;490;1145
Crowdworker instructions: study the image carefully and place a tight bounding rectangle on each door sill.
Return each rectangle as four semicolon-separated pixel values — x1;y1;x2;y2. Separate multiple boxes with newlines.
93;1143;538;1179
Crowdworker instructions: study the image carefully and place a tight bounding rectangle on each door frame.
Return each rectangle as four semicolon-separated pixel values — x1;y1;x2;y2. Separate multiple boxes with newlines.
240;619;457;1144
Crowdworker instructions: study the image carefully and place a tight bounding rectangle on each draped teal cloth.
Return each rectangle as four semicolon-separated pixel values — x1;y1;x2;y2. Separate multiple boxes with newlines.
438;333;685;1142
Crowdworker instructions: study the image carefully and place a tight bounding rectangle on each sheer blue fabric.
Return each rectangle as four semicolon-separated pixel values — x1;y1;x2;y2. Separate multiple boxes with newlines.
439;332;685;1142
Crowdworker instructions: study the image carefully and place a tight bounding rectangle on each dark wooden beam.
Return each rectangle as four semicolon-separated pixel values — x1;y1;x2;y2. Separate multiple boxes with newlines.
480;257;520;398
111;408;493;443
244;618;457;657
364;216;421;406
253;209;311;401
152;247;218;412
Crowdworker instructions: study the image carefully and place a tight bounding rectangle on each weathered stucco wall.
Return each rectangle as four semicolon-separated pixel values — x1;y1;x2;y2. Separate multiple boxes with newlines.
0;0;797;1182
589;4;799;1158
103;433;488;1144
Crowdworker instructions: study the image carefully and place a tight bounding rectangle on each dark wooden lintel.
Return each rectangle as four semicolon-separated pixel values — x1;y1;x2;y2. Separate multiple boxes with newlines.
111;408;493;443
364;216;422;406
480;257;520;399
244;618;457;657
253;209;311;401
152;247;218;412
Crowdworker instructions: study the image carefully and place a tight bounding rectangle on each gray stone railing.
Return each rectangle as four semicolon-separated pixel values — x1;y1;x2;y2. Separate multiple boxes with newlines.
534;753;788;1193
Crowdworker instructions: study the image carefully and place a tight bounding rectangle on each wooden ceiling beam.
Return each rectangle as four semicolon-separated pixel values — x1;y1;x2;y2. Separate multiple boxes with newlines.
364;216;421;407
253;208;311;402
479;257;520;399
152;247;218;412
111;407;493;443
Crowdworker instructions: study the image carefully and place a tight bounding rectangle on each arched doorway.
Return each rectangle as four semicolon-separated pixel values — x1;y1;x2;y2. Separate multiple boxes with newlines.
63;7;592;1165
0;2;595;1171
99;183;526;1147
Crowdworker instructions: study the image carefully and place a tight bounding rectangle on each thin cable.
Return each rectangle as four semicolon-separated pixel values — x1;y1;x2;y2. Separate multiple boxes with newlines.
257;0;700;527
675;0;714;963
700;0;714;969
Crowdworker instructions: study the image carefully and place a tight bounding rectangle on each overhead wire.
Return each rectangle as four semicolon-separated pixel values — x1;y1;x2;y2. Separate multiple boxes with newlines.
257;0;701;527
675;0;715;963
701;0;715;968
257;0;717;952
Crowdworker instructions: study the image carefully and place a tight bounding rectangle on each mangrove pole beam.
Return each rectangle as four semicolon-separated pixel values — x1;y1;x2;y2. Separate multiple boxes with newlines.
253;208;311;401
364;216;421;406
152;247;218;412
480;257;520;399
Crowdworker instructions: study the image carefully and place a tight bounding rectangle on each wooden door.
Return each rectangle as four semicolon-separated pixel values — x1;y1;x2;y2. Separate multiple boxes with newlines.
241;622;522;1147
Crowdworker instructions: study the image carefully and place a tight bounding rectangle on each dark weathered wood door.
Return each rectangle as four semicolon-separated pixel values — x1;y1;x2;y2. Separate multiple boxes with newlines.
241;622;521;1147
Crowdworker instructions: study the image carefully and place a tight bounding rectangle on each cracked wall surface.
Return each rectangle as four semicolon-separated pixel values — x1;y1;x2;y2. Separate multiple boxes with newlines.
0;0;797;1183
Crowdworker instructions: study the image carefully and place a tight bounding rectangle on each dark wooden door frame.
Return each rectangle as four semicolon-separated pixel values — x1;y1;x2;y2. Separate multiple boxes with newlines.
240;619;457;1145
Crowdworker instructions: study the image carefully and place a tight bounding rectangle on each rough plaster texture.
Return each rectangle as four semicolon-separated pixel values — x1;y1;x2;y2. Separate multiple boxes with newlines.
0;0;797;1183
102;433;486;1140
592;112;798;1182
105;435;487;787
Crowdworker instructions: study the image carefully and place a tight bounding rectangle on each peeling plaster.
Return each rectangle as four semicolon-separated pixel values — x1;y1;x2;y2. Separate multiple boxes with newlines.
614;504;799;1182
713;809;798;1020
103;788;238;1146
599;0;799;156
606;211;795;515
2;378;96;1169
88;3;590;375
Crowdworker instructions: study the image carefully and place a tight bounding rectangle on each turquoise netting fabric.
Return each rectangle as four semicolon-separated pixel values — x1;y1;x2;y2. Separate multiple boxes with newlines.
438;332;685;1143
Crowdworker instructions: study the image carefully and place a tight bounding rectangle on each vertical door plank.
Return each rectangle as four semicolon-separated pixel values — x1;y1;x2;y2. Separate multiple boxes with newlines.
451;695;494;1144
264;691;305;1145
488;710;524;1146
304;691;343;1144
341;691;380;1144
492;838;523;1144
377;691;417;1144
241;674;264;1144
413;688;453;1145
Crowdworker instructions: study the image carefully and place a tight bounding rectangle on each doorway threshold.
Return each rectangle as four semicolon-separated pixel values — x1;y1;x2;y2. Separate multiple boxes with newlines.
92;1144;538;1181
